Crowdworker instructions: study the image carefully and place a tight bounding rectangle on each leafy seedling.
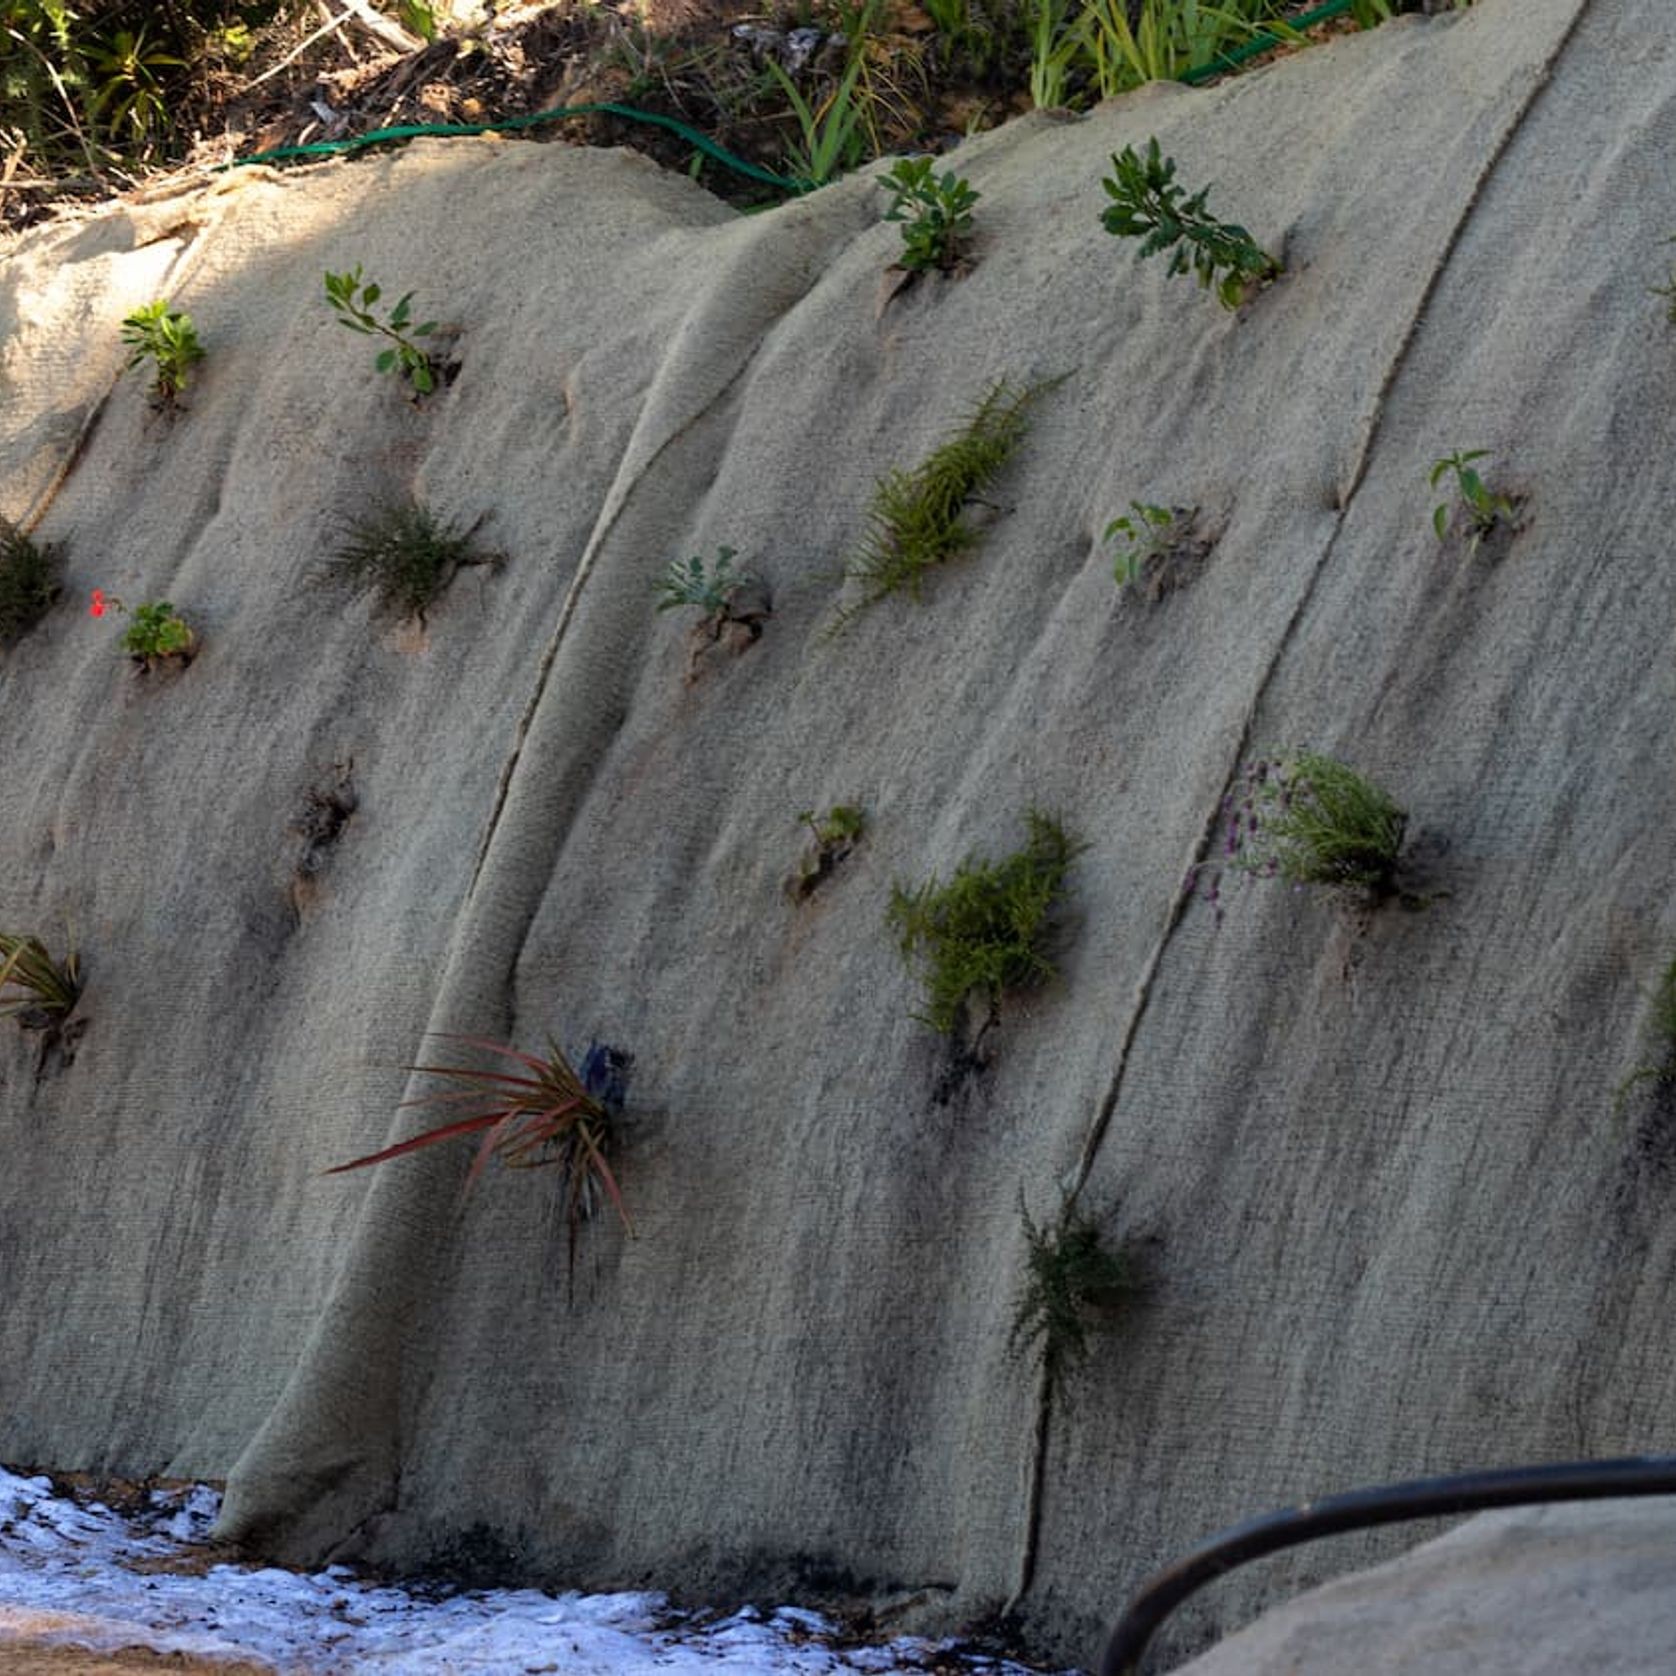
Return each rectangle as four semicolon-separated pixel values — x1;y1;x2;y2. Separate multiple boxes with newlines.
787;803;866;901
324;266;440;396
1430;449;1519;554
121;300;204;408
0;519;62;648
881;156;980;274
90;589;196;669
1654;237;1676;324
321;501;500;623
1101;138;1280;310
832;375;1062;632
1105;501;1174;589
656;546;757;622
1009;1197;1134;1400
887;809;1084;1036
326;1035;632;1289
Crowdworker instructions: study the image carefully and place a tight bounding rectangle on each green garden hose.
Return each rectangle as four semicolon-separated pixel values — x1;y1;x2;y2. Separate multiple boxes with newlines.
225;0;1368;192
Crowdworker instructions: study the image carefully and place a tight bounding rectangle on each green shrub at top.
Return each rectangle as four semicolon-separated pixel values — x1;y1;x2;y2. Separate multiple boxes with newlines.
0;519;62;648
887;810;1084;1034
121;299;204;407
1101;138;1280;310
881;156;980;273
832;375;1060;632
1009;1198;1133;1395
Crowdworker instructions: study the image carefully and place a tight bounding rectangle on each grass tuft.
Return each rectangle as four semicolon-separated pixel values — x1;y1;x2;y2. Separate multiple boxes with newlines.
0;932;81;1024
887;809;1083;1034
1231;752;1406;896
0;520;63;648
321;500;499;622
831;376;1059;631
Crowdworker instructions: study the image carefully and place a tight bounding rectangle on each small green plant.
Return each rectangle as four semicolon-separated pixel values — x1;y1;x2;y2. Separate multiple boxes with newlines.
1429;450;1518;553
656;546;757;620
1009;1198;1133;1396
887;810;1083;1034
833;376;1058;630
89;589;196;666
788;803;867;901
0;931;81;1026
881;156;979;273
323;266;440;395
1101;138;1280;310
321;500;499;622
326;1035;632;1283
0;519;62;647
1653;237;1676;324
1027;0;1077;107
120;300;204;407
1191;753;1406;918
1615;954;1676;1113
1105;500;1176;589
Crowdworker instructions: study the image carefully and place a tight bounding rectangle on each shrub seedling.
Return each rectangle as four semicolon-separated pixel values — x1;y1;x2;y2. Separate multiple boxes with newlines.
833;375;1060;631
1100;138;1280;310
326;1035;633;1286
121;299;204;408
321;500;500;623
1430;449;1518;554
1009;1198;1133;1398
656;546;757;622
324;266;440;395
787;803;866;901
887;809;1083;1035
0;519;62;648
881;156;980;273
90;589;196;669
1105;501;1174;590
0;932;81;1027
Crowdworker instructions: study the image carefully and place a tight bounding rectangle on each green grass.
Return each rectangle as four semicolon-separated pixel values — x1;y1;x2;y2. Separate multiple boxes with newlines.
1615;954;1676;1112
832;376;1058;632
321;500;499;622
0;520;62;648
887;810;1083;1034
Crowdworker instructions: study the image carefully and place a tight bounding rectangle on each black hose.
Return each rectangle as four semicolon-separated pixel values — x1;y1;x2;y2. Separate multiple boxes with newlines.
1100;1456;1676;1675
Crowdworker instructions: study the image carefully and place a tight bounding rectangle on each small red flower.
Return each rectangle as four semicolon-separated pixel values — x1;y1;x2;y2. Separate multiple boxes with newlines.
89;589;106;618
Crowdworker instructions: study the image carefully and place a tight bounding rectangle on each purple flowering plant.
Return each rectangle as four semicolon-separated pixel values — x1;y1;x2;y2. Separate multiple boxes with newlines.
1187;751;1407;922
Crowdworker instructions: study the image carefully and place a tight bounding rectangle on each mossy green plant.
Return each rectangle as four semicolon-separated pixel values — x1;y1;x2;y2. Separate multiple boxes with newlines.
887;809;1083;1034
1009;1198;1133;1397
322;500;500;623
0;519;62;648
831;376;1060;633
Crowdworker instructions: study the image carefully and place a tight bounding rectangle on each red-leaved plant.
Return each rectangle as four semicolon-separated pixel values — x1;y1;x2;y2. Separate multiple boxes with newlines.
327;1035;632;1279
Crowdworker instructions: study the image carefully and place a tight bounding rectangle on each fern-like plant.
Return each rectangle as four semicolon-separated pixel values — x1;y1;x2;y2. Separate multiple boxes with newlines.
1101;138;1280;309
833;376;1059;631
1009;1198;1133;1397
321;500;500;622
887;810;1083;1034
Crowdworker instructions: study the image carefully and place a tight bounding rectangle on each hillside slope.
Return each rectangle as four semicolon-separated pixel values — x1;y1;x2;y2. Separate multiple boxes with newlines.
3;0;1667;1662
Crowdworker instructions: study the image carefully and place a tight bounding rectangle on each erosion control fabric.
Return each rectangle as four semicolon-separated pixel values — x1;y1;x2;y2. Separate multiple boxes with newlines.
0;0;1665;1664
